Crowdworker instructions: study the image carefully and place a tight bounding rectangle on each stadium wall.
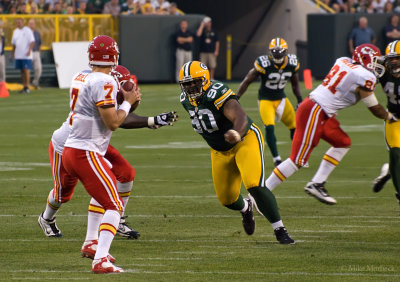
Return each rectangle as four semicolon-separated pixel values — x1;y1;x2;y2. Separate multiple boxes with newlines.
308;13;391;79
119;15;204;83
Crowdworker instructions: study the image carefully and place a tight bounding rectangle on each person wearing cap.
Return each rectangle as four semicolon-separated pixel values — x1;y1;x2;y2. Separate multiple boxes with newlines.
196;16;219;80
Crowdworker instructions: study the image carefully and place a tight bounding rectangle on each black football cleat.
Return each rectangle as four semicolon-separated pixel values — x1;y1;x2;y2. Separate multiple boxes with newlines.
241;198;255;235
372;163;391;193
274;227;295;244
305;182;337;205
116;216;140;239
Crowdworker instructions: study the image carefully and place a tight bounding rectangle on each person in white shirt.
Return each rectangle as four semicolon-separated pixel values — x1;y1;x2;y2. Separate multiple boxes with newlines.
264;44;397;205
11;18;35;93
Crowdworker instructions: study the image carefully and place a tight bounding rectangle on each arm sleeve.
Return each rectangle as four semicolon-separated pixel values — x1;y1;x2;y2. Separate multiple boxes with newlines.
357;70;377;91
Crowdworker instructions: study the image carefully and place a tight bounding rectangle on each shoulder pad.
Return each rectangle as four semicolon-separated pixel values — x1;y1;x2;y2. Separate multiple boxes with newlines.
254;55;270;74
206;81;236;110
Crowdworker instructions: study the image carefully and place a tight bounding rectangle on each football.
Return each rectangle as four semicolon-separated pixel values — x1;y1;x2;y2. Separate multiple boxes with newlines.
122;80;135;92
117;80;139;113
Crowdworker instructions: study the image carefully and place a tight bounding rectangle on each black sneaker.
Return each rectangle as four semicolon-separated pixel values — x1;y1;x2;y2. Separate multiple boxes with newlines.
274;227;295;244
373;163;391;193
396;193;400;205
241;198;255;235
304;182;337;205
38;212;62;237
116;216;140;239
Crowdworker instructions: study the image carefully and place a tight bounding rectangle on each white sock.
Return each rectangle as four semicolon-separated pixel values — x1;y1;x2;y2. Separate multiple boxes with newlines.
265;158;298;191
117;181;133;217
85;198;104;241
95;210;120;260
271;220;284;230
240;198;248;213
312;147;349;183
43;189;61;220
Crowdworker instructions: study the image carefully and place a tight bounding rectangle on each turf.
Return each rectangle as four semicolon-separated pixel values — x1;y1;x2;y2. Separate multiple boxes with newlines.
0;81;399;281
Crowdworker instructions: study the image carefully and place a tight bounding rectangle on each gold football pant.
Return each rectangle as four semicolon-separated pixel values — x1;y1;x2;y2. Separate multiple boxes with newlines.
258;98;296;129
210;124;265;206
385;120;400;148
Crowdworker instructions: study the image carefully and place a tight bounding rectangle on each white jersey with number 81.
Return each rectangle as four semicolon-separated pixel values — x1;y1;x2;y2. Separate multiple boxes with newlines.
310;57;377;117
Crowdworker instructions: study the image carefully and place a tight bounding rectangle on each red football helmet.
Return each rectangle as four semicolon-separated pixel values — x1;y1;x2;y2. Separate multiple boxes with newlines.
88;35;119;67
111;65;131;84
352;43;384;77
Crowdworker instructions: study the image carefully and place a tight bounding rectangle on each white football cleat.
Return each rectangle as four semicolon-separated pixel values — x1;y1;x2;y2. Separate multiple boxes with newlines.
81;240;116;263
372;163;391;193
38;212;62;237
304;182;337;205
92;257;124;274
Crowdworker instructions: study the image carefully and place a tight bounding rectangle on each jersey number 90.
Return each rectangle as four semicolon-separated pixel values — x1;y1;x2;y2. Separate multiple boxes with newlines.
189;109;219;134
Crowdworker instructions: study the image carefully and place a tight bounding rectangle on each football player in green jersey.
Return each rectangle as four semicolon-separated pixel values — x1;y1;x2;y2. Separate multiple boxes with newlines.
372;40;400;205
237;37;303;167
179;61;294;244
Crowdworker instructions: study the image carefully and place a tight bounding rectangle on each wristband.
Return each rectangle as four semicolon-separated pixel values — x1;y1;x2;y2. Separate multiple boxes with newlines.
119;101;131;117
362;94;379;108
148;116;155;127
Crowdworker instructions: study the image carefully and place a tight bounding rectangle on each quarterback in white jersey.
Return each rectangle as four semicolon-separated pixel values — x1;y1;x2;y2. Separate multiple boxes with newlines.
38;57;177;273
264;43;397;206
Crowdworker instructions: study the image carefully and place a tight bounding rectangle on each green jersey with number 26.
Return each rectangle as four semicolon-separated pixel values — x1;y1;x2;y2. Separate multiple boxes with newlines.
254;54;300;101
180;80;252;151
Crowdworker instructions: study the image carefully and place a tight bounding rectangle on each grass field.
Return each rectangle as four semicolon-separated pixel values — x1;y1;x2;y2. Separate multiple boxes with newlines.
1;81;399;281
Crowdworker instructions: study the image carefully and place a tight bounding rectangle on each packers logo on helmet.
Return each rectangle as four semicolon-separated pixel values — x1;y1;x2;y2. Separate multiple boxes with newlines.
179;61;210;106
269;37;288;65
385;40;400;77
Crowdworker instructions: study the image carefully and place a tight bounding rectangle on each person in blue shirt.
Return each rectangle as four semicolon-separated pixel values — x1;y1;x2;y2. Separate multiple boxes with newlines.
348;16;376;55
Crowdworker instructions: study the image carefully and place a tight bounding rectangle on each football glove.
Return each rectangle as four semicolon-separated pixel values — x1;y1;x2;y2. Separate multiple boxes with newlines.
387;112;398;123
149;111;178;128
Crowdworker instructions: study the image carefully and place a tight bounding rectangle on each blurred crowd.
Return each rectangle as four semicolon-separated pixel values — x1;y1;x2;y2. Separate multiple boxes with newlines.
0;0;183;16
324;0;400;13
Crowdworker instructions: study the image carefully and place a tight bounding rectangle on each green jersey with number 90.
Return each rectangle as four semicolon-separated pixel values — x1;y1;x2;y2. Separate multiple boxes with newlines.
180;80;252;151
254;54;300;101
379;70;400;117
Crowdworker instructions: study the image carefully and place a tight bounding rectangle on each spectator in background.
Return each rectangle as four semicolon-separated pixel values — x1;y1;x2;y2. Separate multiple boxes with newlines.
372;0;387;13
0;21;5;83
37;0;46;13
103;0;120;16
384;1;394;13
169;2;180;15
87;0;107;14
174;19;193;82
196;16;219;80
348;16;376;54
11;18;35;93
51;2;63;13
330;0;349;13
76;1;87;13
121;0;140;15
153;0;169;14
384;14;400;46
141;0;155;14
29;19;42;89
